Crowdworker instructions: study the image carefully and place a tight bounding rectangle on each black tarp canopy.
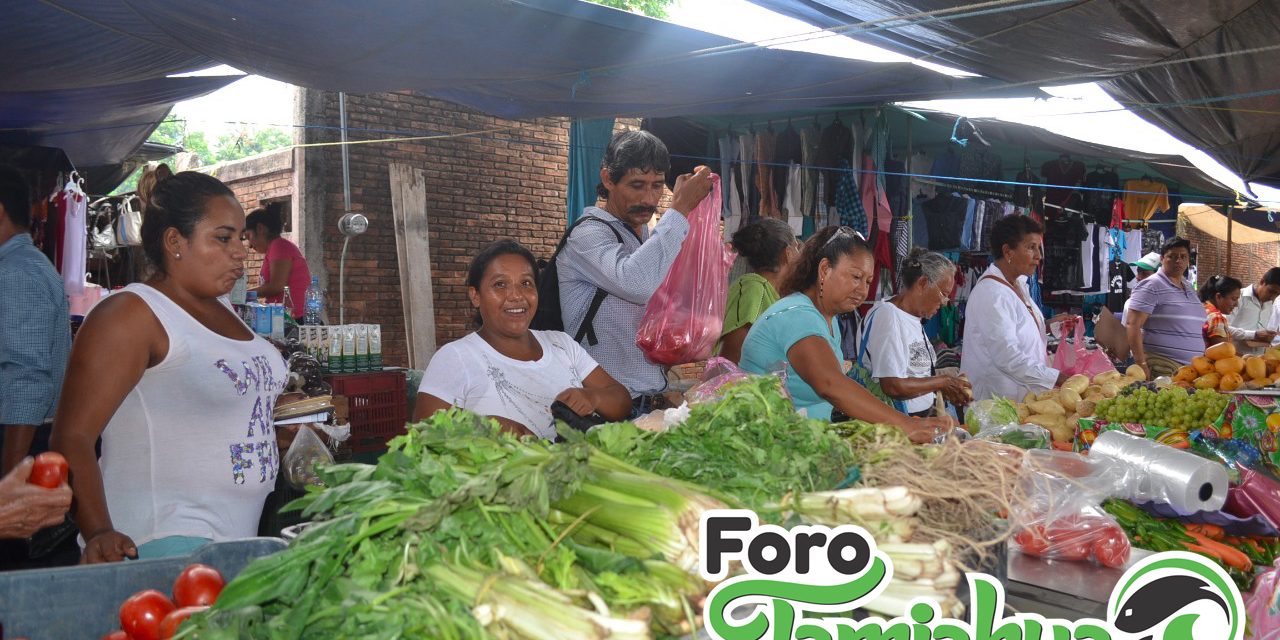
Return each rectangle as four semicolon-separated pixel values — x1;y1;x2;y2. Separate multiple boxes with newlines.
746;0;1280;192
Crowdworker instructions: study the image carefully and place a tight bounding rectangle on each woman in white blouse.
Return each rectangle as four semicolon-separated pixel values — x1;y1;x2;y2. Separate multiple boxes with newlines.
961;215;1068;402
413;240;631;439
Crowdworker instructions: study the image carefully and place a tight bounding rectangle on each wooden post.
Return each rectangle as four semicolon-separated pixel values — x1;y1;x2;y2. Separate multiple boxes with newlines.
389;163;437;369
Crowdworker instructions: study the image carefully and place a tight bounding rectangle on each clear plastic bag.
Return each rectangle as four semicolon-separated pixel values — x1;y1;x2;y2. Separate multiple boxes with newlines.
1010;450;1132;567
964;397;1020;435
636;175;736;366
974;423;1050;450
283;426;335;491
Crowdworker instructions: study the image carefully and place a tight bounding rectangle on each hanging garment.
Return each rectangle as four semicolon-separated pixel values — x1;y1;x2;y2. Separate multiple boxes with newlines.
737;132;755;222
884;157;908;225
860;155;893;236
1083;168;1120;225
834;160;868;236
1013;169;1045;214
909;151;935;199
773;124;803;213
1122;179;1171;220
754;129;778;219
718;134;743;236
59;182;88;296
818;120;854;206
800;124;821;224
1079;223;1097;294
891;215;911;278
785;162;804;235
910;197;930;250
922;194;968;251
869;225;894;301
1042;158;1087;209
1042;212;1088;291
959;197;977;251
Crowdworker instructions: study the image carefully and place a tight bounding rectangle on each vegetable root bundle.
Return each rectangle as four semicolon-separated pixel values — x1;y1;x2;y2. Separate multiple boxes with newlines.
857;438;1024;572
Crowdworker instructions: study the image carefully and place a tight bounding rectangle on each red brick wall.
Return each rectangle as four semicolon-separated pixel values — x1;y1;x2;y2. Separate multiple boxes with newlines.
306;92;571;366
1185;226;1279;287
205;151;296;288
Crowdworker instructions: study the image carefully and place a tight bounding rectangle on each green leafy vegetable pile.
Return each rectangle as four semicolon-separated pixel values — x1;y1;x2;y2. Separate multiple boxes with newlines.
181;410;721;640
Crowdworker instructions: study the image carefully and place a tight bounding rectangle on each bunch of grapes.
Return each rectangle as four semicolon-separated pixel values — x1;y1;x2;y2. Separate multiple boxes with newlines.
1095;387;1230;430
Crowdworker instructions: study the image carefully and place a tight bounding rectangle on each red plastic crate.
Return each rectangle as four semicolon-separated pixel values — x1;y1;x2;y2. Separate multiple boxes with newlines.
327;370;408;453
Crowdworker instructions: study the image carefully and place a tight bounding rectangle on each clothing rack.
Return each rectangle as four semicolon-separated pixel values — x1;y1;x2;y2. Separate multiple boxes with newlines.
914;177;1012;202
1041;201;1088;217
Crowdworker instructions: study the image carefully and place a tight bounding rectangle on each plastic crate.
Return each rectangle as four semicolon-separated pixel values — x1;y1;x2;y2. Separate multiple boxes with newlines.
0;538;285;638
328;370;408;453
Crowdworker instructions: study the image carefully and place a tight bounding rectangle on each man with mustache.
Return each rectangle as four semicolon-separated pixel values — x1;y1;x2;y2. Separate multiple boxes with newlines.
558;130;713;415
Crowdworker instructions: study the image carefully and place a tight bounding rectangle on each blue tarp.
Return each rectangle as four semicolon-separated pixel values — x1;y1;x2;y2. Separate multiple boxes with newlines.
6;0;1030;120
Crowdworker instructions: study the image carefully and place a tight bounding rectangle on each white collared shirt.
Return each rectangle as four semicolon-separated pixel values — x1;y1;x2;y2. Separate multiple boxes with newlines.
1228;285;1279;355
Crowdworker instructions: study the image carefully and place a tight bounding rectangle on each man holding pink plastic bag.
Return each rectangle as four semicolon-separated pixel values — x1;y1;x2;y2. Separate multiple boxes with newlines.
557;131;713;416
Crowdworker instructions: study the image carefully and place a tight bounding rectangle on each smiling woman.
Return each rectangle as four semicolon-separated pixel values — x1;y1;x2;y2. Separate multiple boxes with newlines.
50;170;289;564
413;240;632;440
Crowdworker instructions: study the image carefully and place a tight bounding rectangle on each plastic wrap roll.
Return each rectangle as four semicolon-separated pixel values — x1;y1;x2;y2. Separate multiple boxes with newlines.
1090;430;1230;515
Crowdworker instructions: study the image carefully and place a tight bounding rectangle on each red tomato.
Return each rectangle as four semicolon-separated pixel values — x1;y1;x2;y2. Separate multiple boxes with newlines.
120;589;176;640
1092;529;1132;568
1052;541;1092;562
172;564;225;608
159;606;208;640
1013;526;1050;555
101;632;130;640
28;451;68;489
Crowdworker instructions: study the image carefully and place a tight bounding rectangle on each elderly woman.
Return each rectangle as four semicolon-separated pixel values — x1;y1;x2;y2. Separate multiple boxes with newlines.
1126;237;1204;379
717;218;799;364
740;226;954;443
414;240;632;439
862;249;971;416
961;215;1068;402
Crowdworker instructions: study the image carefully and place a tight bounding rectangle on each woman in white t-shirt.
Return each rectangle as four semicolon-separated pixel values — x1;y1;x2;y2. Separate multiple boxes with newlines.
862;249;971;417
413;241;631;439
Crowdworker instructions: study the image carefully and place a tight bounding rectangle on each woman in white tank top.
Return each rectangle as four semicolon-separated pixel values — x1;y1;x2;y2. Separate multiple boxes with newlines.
51;171;287;563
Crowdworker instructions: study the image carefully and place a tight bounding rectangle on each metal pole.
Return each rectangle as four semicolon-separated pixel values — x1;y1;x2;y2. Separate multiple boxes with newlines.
338;92;351;325
1227;205;1234;276
905;118;913;248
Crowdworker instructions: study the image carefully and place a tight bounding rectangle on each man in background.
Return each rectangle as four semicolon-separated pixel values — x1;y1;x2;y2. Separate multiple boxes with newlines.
0;167;72;475
1229;267;1280;356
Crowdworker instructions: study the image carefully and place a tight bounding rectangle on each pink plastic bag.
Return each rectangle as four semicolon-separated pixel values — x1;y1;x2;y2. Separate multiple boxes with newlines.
636;175;735;366
1247;561;1280;639
1052;316;1116;379
1227;469;1280;530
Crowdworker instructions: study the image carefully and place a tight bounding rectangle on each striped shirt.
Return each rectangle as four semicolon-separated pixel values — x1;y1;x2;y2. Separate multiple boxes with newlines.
558;206;689;397
1128;271;1205;365
0;233;71;425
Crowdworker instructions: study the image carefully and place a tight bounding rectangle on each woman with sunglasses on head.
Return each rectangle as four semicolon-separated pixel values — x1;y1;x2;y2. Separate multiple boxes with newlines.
740;226;954;443
1125;237;1204;379
862;248;971;416
961;215;1069;403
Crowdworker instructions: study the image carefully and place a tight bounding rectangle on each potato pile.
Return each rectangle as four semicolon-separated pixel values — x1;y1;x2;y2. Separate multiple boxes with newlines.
1172;343;1280;392
1014;366;1146;443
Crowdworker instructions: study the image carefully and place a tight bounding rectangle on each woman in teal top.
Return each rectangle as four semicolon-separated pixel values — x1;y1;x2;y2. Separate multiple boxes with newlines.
718;219;798;363
740;226;954;443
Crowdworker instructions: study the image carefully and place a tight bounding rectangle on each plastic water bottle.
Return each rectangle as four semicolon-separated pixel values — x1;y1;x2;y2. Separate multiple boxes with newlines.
304;276;324;325
244;291;258;327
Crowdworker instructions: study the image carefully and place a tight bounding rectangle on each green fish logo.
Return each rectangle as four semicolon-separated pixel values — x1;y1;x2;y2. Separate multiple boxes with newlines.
1108;551;1243;640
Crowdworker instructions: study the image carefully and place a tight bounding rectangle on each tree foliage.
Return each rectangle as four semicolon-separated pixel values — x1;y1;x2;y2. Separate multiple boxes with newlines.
584;0;675;18
112;119;292;194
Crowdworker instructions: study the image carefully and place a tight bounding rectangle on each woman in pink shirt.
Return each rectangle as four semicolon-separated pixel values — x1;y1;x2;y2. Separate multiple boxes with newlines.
244;202;310;319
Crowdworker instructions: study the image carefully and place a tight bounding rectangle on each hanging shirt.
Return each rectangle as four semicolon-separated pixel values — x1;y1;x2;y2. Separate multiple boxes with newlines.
861;154;893;234
418;331;602;440
718;134;743;235
817;121;853;206
1041;159;1086;209
1042;212;1088;291
97;283;285;547
754;130;778;219
960;265;1059;402
959;197;977;250
835;160;868;236
773;126;803;212
800;125;822;222
1082;169;1121;225
1122;179;1171;220
922;194;967;251
864;301;937;414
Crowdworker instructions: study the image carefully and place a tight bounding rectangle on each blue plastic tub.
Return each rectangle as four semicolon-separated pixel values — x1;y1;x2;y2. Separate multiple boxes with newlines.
0;537;285;638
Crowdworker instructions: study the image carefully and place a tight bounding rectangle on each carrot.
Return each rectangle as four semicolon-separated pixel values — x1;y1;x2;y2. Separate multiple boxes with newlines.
1186;542;1225;563
1187;532;1252;572
1186;523;1225;541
